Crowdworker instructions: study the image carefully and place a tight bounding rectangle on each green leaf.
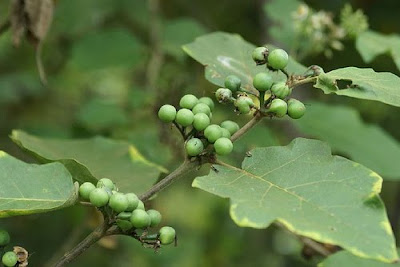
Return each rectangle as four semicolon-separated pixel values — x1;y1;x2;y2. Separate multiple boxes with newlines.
183;32;306;92
356;31;400;72
11;130;166;194
314;67;400;107
193;138;397;262
0;151;77;218
319;249;400;267
293;102;400;179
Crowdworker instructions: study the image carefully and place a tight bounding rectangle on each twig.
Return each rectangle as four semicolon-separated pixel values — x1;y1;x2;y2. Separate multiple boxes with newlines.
288;76;317;88
231;112;264;142
299;236;332;257
173;121;186;140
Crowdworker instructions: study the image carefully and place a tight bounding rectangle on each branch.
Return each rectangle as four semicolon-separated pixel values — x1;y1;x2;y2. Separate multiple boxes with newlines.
231;112;264;142
288;76;317;88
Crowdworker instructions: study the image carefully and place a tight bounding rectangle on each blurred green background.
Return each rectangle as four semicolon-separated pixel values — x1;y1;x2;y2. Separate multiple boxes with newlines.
0;0;400;266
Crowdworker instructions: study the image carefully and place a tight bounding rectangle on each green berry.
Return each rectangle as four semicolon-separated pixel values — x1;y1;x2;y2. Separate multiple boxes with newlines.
179;94;198;109
79;182;96;200
214;137;233;155
130;209;151;229
215;88;232;103
268;99;287;117
271;82;291;99
192;103;211;117
235;96;253;114
185;138;204;157
252;47;268;64
224;75;241;92
97;178;115;190
253;73;273;91
125;193;139;211
89;188;110;207
220;128;231;138
109;193;129;213
116;219;133;231
2;251;18;267
147;209;162;227
158;104;177;122
198;97;214;111
193;113;210;131
159;226;176;245
0;229;10;246
268;49;289;70
220;120;239;135
175;108;194;127
136;200;145;210
287;98;306;119
117;211;132;220
204;125;223;143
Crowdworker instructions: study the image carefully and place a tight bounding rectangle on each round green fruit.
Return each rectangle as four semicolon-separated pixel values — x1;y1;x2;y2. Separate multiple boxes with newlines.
125;193;139;211
271;82;291;99
2;251;18;267
287;99;306;119
193;113;210;131
185;138;204;157
130;209;151;229
89;188;110;207
268;49;289;70
215;88;232;103
147;209;162;227
224;75;241;92
79;182;96;200
214;137;233;155
198;97;214;110
192;103;211;117
234;96;253;114
252;46;268;64
179;94;198;109
117;211;132;220
204;125;223;143
158;104;177;122
159;226;176;245
268;99;287;117
220;128;231;138
97;178;114;190
175;108;194;127
116;219;133;231
109;193;129;213
220;120;239;135
253;73;273;92
0;229;10;246
136;200;145;210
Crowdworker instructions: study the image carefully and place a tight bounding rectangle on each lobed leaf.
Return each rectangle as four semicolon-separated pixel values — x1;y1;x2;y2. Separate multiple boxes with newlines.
319;249;400;267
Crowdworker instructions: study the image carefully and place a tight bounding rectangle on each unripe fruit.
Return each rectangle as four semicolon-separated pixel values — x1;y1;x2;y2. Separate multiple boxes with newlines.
125;193;139;211
252;46;268;64
109;193;129;213
220;120;240;135
204;125;223;143
253;73;273;91
193;113;210;131
136;200;145;210
192;103;211;117
79;182;96;200
287;98;306;119
214;137;233;155
89;188;109;207
175;109;194;127
0;229;10;246
268;99;287;117
198;97;215;110
116;219;133;231
215;88;232;103
271;82;291;99
147;209;162;227
179;94;198;109
130;209;151;229
185;138;204;156
224;75;241;92
159;226;176;245
268;49;289;70
117;211;132;220
235;96;253;114
97;178;114;190
220;128;231;138
158;104;177;122
2;251;18;267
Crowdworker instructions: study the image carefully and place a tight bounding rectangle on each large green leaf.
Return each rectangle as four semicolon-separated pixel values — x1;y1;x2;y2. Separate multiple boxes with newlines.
11;130;166;194
293;102;400;179
356;31;400;72
183;32;307;92
314;67;400;107
319;249;400;267
193;138;397;262
0;151;77;218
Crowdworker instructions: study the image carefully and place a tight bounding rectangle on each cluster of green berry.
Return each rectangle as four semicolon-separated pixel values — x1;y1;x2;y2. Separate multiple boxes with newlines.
79;178;176;245
0;229;22;267
158;95;239;157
